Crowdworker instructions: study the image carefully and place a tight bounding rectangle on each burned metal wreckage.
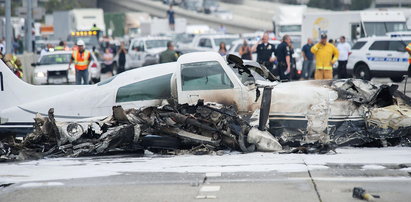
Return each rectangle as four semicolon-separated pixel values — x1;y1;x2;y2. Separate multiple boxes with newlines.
1;54;411;161
0;102;283;161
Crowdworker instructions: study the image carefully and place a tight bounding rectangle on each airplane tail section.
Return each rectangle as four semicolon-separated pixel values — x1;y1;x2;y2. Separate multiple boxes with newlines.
0;60;35;111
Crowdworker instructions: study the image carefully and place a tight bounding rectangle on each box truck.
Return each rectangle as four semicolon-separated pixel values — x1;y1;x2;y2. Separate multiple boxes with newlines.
53;9;105;41
302;10;408;43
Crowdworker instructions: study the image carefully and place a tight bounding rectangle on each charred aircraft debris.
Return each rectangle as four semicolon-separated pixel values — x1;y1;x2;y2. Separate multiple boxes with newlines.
0;101;282;161
277;79;411;150
1;76;411;161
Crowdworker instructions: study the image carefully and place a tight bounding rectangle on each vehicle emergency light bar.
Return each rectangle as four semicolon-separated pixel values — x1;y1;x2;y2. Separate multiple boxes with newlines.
71;31;98;36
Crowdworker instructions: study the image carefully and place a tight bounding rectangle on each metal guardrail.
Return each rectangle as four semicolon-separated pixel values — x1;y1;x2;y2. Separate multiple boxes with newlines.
100;0;268;33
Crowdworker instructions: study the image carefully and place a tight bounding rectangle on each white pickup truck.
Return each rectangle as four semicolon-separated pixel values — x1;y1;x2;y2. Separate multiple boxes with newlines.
187;34;239;52
125;36;171;70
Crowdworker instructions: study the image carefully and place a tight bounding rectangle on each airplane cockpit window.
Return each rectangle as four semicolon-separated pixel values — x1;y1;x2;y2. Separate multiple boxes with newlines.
116;73;172;102
181;61;234;91
229;63;268;85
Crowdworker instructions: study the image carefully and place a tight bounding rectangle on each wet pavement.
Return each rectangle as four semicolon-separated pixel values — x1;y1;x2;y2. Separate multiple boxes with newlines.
1;147;410;202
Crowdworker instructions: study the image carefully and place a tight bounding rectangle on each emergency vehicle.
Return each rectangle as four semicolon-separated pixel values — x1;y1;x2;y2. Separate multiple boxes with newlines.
302;10;408;43
69;30;100;51
347;33;411;82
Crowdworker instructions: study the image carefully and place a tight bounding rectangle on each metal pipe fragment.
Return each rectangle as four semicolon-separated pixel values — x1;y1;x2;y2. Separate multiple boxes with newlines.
258;86;273;131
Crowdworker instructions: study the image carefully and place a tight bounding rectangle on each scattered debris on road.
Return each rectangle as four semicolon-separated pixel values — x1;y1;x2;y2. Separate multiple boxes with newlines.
353;187;380;201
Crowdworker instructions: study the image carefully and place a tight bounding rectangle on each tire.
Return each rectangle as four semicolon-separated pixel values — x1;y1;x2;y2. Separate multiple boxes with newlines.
354;64;371;81
390;77;404;83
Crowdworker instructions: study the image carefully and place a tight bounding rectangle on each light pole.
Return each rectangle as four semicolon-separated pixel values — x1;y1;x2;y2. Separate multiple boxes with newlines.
5;0;12;54
25;0;33;52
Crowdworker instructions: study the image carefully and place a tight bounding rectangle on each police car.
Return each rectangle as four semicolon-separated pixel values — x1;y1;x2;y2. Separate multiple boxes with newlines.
126;36;171;70
32;50;102;85
347;33;411;82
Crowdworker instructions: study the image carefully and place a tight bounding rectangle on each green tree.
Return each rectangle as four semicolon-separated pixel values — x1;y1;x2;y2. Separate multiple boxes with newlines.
45;0;82;14
0;0;23;16
308;0;343;10
350;0;372;10
307;0;319;8
280;0;299;5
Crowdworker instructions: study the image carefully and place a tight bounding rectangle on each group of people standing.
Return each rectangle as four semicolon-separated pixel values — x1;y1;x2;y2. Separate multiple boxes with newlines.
250;32;352;81
250;33;294;80
302;34;351;80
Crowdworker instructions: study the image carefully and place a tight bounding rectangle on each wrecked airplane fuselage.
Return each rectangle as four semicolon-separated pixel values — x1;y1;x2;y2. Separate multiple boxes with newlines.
225;54;411;147
268;79;411;147
1;53;411;160
2;76;411;161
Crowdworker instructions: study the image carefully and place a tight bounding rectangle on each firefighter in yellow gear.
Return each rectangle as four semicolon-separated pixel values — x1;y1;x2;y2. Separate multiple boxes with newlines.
3;53;23;79
311;34;339;80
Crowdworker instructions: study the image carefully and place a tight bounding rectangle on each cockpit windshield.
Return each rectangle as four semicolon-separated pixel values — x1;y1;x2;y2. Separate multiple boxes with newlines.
229;62;272;86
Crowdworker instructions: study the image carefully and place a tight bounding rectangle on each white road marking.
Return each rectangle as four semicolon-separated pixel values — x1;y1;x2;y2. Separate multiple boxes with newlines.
361;165;386;170
195;195;217;199
200;185;221;192
19;182;64;188
195;195;206;199
206;172;221;177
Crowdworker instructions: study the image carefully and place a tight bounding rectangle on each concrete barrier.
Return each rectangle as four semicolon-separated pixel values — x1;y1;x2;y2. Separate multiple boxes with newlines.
19;52;37;84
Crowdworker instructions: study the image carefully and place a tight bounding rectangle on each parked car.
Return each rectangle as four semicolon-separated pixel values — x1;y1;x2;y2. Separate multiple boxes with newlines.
347;33;411;82
180;0;203;12
125;36;171;70
212;9;233;20
190;34;239;52
203;0;219;14
35;40;60;55
32;50;102;85
163;0;182;5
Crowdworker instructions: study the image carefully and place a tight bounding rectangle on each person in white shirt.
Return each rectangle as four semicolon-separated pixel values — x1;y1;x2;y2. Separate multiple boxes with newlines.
40;44;53;56
0;39;5;55
336;36;351;78
103;47;114;76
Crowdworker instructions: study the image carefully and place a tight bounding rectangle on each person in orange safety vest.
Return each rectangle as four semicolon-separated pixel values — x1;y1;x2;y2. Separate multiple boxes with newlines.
69;40;91;85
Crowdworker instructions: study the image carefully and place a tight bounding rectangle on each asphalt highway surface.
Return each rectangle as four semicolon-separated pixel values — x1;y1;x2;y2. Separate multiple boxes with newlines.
1;147;410;202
